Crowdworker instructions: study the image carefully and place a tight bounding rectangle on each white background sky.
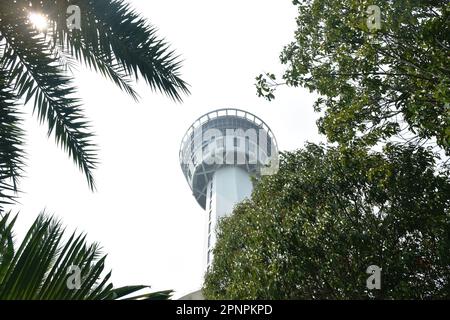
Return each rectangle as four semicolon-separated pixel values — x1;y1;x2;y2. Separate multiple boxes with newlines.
10;0;325;298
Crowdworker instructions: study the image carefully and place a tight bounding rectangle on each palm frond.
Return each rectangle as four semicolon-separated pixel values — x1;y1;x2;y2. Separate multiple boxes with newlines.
119;289;174;300
0;212;16;280
68;35;140;101
0;0;190;196
0;10;97;190
0;69;25;209
0;212;170;300
85;0;191;101
20;0;190;101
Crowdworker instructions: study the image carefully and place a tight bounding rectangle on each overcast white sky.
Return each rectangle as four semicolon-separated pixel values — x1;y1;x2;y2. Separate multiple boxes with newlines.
11;0;325;298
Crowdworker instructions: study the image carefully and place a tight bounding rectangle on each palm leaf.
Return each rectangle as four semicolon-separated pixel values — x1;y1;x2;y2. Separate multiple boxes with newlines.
0;212;171;300
0;0;190;196
0;10;97;190
4;0;190;101
0;68;25;209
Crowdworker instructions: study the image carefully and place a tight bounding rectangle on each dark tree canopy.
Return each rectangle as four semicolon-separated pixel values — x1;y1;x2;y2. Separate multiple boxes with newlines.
203;143;450;299
257;0;449;153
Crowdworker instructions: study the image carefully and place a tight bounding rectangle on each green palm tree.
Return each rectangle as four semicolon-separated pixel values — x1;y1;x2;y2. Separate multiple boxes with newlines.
0;0;190;206
0;211;172;299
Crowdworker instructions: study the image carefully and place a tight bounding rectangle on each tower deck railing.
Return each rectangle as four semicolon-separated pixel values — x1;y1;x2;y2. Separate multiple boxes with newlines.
179;108;278;166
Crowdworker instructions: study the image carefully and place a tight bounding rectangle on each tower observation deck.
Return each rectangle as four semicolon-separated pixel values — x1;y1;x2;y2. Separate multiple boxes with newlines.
179;108;278;274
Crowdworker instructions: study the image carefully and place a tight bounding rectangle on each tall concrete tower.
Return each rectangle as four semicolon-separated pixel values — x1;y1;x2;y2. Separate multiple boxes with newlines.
179;108;278;299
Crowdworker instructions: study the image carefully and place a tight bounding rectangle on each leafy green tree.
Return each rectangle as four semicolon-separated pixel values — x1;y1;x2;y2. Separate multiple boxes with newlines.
0;0;189;206
0;211;172;299
203;143;450;299
256;0;449;153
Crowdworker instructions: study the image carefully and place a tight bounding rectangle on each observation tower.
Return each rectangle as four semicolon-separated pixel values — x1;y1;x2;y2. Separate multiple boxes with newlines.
179;108;278;278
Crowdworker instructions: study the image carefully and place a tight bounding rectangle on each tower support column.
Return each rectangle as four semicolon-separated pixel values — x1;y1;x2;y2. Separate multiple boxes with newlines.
205;167;253;271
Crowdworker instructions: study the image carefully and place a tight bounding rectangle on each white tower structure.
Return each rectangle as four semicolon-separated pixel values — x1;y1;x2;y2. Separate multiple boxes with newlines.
179;108;278;281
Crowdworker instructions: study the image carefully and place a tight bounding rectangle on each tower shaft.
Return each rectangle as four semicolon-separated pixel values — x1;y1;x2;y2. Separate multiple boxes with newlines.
178;108;278;300
205;167;253;270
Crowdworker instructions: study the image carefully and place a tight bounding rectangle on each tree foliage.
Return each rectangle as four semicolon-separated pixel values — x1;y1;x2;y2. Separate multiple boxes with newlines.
0;211;172;300
257;0;449;153
203;143;450;299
